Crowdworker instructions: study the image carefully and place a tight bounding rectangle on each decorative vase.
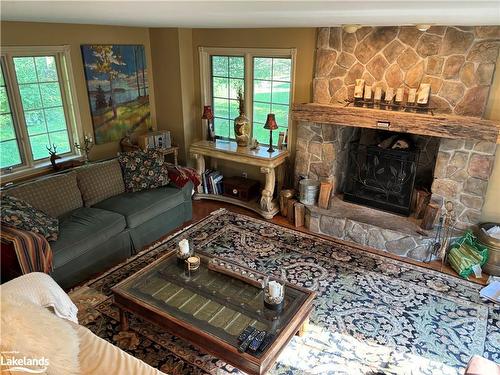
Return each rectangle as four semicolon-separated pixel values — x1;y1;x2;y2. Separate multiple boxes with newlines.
234;89;250;147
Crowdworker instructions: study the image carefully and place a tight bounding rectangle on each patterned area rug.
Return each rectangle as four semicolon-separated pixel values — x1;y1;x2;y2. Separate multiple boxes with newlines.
70;209;499;375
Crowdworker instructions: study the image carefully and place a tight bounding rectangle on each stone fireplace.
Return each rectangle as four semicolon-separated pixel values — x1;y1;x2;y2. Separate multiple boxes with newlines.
293;26;500;260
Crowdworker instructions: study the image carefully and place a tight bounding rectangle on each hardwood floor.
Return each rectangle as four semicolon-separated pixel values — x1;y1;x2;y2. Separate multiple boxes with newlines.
187;200;489;286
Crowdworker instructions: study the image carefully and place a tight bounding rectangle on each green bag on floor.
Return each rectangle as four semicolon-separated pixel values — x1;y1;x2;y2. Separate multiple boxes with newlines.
448;230;489;279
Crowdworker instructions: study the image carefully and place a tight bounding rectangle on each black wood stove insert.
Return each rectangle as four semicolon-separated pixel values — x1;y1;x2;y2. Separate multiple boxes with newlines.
343;139;420;216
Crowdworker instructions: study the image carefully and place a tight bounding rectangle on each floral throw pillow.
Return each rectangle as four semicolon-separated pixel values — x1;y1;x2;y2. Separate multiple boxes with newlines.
1;195;59;241
118;149;170;192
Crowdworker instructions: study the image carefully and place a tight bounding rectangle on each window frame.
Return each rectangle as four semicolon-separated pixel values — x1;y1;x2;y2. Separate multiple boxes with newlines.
199;47;296;145
0;45;83;180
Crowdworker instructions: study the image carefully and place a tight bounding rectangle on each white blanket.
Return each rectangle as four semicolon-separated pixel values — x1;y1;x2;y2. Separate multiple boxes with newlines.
1;272;78;324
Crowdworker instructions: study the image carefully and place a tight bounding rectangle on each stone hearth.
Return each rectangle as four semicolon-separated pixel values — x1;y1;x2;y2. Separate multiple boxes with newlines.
306;196;436;260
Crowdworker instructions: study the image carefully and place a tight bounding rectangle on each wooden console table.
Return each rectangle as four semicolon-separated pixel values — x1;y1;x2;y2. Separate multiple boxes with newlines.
189;140;289;219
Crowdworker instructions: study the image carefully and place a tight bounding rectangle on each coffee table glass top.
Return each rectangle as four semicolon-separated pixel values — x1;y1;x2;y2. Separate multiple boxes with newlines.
113;252;309;355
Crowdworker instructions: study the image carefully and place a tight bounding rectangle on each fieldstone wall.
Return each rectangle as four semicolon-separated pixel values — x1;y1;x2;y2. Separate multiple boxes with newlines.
432;139;496;228
315;26;500;116
295;121;358;191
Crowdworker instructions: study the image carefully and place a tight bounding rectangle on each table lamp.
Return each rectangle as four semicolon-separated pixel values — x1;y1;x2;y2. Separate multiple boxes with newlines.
264;113;278;153
202;105;215;142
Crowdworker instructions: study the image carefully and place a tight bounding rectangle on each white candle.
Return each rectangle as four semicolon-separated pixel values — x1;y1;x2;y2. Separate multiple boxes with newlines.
395;88;404;102
385;88;394;102
408;88;417;104
179;239;190;256
354;79;365;98
364;86;372;100
268;280;282;298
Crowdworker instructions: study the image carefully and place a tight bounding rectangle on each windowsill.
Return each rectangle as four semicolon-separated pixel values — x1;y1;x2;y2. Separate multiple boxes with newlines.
0;154;84;187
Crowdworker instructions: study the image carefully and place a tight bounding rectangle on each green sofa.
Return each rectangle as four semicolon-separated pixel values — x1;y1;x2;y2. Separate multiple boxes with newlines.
5;159;193;289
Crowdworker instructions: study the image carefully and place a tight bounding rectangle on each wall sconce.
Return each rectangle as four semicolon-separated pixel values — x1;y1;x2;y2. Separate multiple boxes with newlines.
416;24;432;32
343;24;361;33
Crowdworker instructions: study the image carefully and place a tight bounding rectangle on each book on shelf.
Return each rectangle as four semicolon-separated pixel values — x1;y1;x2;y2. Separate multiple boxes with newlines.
201;170;224;195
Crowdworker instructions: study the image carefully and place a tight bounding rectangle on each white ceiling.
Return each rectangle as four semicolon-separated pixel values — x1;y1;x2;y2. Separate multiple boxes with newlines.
1;1;499;28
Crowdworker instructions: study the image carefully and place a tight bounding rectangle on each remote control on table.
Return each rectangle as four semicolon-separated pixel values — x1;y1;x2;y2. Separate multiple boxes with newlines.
237;325;256;343
249;330;266;352
238;329;259;353
255;332;275;355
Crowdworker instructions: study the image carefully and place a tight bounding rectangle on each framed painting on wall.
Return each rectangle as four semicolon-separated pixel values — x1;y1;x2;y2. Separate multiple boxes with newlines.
81;44;151;145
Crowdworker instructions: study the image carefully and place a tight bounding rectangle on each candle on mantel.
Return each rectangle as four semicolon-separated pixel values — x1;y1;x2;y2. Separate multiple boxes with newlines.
417;84;431;105
354;79;365;99
374;87;383;102
385;88;394;103
395;88;404;103
408;88;417;104
364;86;372;100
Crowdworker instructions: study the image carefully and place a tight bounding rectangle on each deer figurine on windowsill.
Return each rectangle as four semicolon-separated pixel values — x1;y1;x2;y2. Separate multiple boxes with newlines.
46;144;62;171
46;144;84;171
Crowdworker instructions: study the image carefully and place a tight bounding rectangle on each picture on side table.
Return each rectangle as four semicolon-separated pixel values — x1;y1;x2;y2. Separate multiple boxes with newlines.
81;44;151;144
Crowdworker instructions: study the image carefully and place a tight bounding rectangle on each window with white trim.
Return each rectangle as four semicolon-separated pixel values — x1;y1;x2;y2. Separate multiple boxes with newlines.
0;46;81;176
200;47;295;146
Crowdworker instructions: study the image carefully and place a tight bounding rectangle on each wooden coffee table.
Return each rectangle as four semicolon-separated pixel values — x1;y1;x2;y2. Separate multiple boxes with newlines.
112;250;315;375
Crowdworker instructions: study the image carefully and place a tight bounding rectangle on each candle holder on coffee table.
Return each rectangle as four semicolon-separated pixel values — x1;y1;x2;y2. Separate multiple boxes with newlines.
176;238;194;265
263;276;285;312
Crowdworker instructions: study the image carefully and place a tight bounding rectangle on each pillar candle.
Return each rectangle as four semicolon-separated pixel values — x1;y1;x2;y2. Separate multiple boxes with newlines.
417;84;431;104
408;88;417;104
354;79;365;98
179;239;190;255
364;86;372;100
395;88;404;103
268;280;282;298
385;88;394;102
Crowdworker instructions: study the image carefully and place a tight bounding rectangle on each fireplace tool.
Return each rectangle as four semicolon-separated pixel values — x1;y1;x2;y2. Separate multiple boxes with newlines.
424;216;443;263
439;201;457;270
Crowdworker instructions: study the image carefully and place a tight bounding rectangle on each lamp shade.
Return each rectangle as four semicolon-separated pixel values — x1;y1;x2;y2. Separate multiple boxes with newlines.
264;113;278;130
202;106;214;120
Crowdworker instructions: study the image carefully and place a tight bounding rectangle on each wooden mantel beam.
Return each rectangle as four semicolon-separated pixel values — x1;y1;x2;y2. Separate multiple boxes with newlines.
292;103;500;144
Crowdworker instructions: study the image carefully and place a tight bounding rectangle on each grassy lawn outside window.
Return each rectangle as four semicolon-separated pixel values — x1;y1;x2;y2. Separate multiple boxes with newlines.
1;46;81;178
202;48;295;146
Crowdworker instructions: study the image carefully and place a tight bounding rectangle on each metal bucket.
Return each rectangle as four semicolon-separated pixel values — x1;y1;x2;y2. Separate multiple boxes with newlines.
477;222;500;276
299;179;320;206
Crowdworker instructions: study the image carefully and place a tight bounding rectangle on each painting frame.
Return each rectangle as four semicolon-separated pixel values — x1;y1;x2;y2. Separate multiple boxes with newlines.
81;44;152;145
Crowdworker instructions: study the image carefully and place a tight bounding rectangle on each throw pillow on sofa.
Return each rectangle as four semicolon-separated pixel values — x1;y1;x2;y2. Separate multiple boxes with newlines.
5;172;83;218
77;159;125;206
0;195;59;241
118;149;170;192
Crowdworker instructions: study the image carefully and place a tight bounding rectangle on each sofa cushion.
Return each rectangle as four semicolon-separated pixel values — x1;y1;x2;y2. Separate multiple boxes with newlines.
6;172;83;218
0;195;59;241
77;159;125;207
118;150;170;192
93;185;185;229
52;207;126;268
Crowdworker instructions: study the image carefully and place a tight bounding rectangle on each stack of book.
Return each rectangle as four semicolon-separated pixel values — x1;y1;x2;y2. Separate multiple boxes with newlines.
202;170;224;195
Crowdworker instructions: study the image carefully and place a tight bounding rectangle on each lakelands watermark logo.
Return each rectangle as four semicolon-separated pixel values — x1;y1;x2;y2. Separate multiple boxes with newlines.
1;351;49;373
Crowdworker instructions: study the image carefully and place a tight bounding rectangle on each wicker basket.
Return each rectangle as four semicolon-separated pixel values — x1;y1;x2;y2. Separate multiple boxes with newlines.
477;222;500;276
